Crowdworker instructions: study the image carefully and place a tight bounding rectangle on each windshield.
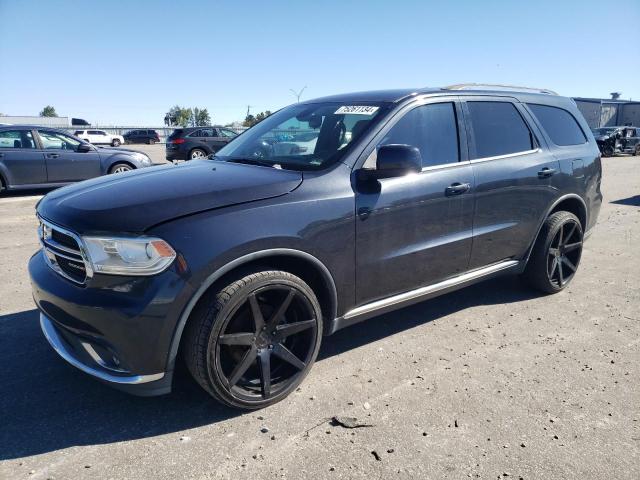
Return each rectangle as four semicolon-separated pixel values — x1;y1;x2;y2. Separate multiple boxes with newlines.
214;102;389;170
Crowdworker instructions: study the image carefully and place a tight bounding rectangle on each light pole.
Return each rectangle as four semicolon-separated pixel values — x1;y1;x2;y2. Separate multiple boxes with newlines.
289;86;307;103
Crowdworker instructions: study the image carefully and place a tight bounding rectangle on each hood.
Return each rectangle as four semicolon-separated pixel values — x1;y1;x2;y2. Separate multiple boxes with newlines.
37;161;302;233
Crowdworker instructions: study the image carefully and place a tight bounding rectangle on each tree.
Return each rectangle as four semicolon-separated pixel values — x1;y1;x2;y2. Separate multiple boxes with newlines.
165;105;192;127
243;110;272;127
191;108;211;127
165;106;210;127
40;105;58;117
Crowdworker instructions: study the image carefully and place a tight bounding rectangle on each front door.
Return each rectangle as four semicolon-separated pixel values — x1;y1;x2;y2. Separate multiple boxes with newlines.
461;98;560;269
37;130;102;182
355;100;474;305
0;129;47;186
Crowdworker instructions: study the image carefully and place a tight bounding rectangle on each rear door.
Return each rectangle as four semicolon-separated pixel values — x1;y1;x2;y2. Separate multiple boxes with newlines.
0;129;47;186
462;97;559;269
37;130;102;182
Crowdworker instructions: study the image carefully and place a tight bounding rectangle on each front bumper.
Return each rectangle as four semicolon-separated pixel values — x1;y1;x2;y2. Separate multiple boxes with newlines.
40;313;170;394
29;249;191;396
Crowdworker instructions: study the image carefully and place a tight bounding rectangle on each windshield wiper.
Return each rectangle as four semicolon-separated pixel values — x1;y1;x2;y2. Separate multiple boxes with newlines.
225;157;277;168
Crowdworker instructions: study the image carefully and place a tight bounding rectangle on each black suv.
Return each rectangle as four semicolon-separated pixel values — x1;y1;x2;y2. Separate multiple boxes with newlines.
123;129;160;145
29;85;602;409
166;126;238;161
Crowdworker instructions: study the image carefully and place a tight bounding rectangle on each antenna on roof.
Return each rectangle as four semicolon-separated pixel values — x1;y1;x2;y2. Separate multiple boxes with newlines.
445;83;558;95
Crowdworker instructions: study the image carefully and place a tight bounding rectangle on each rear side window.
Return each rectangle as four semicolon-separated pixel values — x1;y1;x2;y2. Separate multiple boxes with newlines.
378;102;459;167
527;104;587;146
0;130;35;149
466;102;533;159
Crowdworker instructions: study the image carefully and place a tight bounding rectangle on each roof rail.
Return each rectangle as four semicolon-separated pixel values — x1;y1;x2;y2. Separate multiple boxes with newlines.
444;83;558;95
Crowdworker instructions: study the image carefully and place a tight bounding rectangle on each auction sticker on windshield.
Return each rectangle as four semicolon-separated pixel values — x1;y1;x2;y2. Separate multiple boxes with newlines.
334;106;379;115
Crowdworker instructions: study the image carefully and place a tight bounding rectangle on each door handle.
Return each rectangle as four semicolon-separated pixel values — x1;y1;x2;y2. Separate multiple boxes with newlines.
445;182;470;196
537;167;556;178
46;153;60;159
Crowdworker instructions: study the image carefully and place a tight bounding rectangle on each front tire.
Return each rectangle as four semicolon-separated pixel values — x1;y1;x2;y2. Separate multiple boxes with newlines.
183;271;323;409
109;163;133;174
523;211;583;294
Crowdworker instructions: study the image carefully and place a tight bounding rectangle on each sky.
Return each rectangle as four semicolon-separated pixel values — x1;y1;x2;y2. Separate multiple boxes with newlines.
1;0;639;126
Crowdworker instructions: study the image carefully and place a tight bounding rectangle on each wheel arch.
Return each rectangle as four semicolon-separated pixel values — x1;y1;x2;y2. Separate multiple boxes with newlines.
167;248;338;373
523;193;587;265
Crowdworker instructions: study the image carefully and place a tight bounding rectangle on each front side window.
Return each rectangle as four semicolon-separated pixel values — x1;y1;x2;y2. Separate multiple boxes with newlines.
215;102;388;170
38;131;81;150
467;101;533;158
0;130;35;149
377;102;459;167
527;104;586;146
219;128;237;138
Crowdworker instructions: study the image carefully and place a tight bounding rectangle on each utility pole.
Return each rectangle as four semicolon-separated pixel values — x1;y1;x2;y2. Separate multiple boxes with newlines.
289;86;307;103
246;105;252;118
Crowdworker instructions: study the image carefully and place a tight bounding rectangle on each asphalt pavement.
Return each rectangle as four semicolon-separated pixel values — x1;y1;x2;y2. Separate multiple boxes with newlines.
0;155;638;479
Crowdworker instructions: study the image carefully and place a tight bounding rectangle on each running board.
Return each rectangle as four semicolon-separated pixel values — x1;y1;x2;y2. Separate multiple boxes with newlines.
330;260;520;334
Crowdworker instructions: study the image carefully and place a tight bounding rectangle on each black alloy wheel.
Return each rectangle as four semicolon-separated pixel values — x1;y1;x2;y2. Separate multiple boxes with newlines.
546;217;582;288
184;271;322;409
523;211;583;293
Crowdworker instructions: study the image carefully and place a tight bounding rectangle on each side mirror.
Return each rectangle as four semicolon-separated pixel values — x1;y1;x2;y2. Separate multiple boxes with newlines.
77;143;92;153
358;144;422;181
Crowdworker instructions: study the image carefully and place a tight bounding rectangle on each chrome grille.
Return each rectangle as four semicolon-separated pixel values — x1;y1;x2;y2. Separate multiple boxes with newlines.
38;218;92;284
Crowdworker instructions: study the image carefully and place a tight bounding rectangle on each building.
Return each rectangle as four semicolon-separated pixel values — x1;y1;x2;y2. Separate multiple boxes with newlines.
573;98;640;129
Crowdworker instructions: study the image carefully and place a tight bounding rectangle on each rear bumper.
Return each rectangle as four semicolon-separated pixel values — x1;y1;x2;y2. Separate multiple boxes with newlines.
165;147;185;161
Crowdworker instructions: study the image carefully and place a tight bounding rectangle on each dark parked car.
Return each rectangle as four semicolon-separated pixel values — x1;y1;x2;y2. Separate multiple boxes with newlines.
124;129;160;145
166;126;238;161
0;126;153;194
30;86;602;409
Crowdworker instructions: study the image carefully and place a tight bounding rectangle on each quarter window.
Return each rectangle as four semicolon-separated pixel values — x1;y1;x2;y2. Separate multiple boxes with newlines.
467;102;533;159
0;130;35;149
527;104;587;146
378;102;460;167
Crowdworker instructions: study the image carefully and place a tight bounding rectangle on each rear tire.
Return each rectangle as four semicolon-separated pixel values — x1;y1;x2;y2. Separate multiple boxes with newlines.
147;138;155;145
523;211;583;294
189;148;207;160
183;270;322;409
634;145;640;157
112;139;121;147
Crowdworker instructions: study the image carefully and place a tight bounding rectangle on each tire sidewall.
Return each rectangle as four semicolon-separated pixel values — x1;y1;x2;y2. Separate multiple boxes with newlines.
205;273;323;409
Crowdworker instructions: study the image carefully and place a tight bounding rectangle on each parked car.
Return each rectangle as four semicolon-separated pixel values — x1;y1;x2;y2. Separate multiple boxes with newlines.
74;129;125;147
166;126;238;161
617;126;640;156
592;126;640;156
0;126;153;194
123;129;160;145
29;86;602;409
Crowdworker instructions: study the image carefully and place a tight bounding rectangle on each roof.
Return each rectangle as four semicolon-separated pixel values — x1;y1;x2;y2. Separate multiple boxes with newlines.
302;85;567;105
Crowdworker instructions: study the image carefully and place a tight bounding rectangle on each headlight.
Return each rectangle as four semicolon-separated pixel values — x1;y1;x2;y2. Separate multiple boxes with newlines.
132;152;151;164
82;236;176;276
